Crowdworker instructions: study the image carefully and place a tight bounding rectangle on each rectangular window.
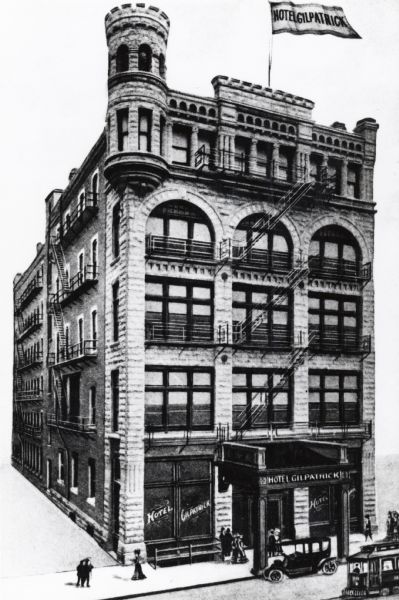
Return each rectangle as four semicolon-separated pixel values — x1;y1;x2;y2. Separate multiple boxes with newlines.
71;452;79;490
232;369;291;429
138;108;152;152
58;449;65;483
78;317;84;353
145;278;213;342
347;164;360;199
89;386;96;425
309;371;360;426
160;115;165;156
145;367;213;431
172;125;190;165
112;202;121;258
232;284;291;348
111;369;119;432
117;108;129;151
91;310;97;350
308;294;360;352
91;238;98;277
112;281;120;342
88;459;96;500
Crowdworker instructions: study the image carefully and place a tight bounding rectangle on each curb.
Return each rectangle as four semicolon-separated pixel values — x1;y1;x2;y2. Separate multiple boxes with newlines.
95;575;255;600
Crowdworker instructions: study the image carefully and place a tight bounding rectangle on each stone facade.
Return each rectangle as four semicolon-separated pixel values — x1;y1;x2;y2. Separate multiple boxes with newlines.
12;3;378;564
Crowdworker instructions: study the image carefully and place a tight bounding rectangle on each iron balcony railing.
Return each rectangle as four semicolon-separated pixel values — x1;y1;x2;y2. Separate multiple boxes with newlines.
17;351;43;371
15;421;43;439
49;265;98;306
146;235;215;262
18;313;43;341
145;320;213;344
232;246;291;272
232;322;291;349
230;418;372;439
233;406;289;430
17;274;43;311
61;192;98;247
48;339;98;366
47;413;96;433
309;257;372;283
15;389;44;401
309;327;371;355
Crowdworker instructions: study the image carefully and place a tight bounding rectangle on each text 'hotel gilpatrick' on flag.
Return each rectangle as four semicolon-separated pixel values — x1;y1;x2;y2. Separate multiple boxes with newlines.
270;1;361;38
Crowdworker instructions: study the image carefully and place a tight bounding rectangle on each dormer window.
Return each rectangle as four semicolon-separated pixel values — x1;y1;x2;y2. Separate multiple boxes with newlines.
138;44;152;72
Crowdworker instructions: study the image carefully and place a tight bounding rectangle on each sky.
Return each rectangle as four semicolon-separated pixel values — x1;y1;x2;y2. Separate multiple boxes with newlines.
0;0;398;460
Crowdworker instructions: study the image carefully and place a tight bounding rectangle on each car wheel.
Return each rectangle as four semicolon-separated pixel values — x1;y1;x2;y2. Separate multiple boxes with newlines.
268;568;284;583
322;560;338;575
381;588;390;596
393;586;399;594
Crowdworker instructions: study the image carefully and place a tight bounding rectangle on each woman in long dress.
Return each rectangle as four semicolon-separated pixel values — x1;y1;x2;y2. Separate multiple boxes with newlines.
131;549;146;580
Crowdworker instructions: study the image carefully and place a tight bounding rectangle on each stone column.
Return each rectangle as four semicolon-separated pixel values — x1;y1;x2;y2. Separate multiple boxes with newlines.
252;488;268;576
217;132;235;170
294;487;310;538
341;159;348;198
249;138;258;175
190;126;199;168
272;142;280;178
337;482;350;561
165;120;173;164
358;165;366;200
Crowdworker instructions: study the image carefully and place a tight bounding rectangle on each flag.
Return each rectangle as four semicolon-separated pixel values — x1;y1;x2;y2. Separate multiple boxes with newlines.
270;1;361;38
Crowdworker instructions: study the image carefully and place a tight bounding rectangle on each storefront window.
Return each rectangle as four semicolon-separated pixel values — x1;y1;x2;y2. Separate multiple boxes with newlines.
144;459;212;544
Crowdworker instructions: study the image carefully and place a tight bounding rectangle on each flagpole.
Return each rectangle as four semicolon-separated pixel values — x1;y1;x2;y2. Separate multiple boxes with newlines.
268;1;273;88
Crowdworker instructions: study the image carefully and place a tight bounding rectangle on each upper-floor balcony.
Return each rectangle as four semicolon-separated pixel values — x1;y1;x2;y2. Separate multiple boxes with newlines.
60;193;98;248
231;245;291;273
16;274;43;312
15;389;44;402
232;322;291;350
309;326;371;355
17;313;43;342
309;256;372;284
49;265;98;306
15;421;43;439
48;339;97;367
145;318;214;345
146;235;215;263
230;418;372;441
47;413;96;433
17;351;43;372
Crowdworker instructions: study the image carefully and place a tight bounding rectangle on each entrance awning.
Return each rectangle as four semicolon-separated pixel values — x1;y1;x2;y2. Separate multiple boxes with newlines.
217;439;350;491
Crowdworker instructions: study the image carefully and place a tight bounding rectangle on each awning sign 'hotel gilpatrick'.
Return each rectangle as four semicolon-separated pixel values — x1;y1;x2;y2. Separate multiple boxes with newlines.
270;1;361;38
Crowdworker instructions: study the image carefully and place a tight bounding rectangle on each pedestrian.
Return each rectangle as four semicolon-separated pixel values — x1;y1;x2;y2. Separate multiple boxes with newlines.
274;528;282;555
236;534;248;563
387;511;394;538
268;529;276;557
393;512;399;541
80;558;93;587
219;527;226;561
224;528;233;558
131;549;146;580
231;534;240;564
364;514;373;541
76;560;84;587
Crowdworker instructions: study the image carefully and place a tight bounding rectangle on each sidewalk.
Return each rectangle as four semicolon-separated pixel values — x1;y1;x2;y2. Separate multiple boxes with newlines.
0;554;254;600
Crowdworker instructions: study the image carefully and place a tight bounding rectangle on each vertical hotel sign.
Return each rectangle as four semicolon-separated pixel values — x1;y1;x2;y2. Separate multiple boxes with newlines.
270;2;361;38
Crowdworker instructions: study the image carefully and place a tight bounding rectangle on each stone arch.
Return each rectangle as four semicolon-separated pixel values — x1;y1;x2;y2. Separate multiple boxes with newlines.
228;202;301;259
303;215;371;264
137;187;225;245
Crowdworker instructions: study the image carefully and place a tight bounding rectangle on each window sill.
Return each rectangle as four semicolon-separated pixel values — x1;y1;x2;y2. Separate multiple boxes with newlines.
57;479;65;487
87;497;96;507
107;432;120;439
70;487;79;495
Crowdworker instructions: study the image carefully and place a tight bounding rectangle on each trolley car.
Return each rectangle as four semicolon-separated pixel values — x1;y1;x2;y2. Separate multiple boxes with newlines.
342;539;399;597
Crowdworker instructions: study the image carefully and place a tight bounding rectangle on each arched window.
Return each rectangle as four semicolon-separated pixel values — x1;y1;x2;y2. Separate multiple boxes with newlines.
116;45;129;72
208;108;216;118
309;225;360;280
255;118;262;127
189;103;197;113
146;200;214;261
169;99;177;109
233;215;292;272
237;114;244;123
159;53;166;78
199;106;207;115
138;44;152;72
91;173;98;204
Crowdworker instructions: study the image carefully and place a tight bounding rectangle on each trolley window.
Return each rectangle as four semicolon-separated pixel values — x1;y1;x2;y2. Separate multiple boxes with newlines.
382;559;394;571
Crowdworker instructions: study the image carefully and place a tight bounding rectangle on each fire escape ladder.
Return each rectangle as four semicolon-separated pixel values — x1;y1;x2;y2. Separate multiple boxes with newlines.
49;301;66;349
50;236;69;292
237;180;314;263
16;314;24;337
234;258;309;345
16;343;25;367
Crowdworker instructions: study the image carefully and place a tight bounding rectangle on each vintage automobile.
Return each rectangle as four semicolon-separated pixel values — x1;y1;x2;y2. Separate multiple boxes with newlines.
342;539;399;598
263;536;338;582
